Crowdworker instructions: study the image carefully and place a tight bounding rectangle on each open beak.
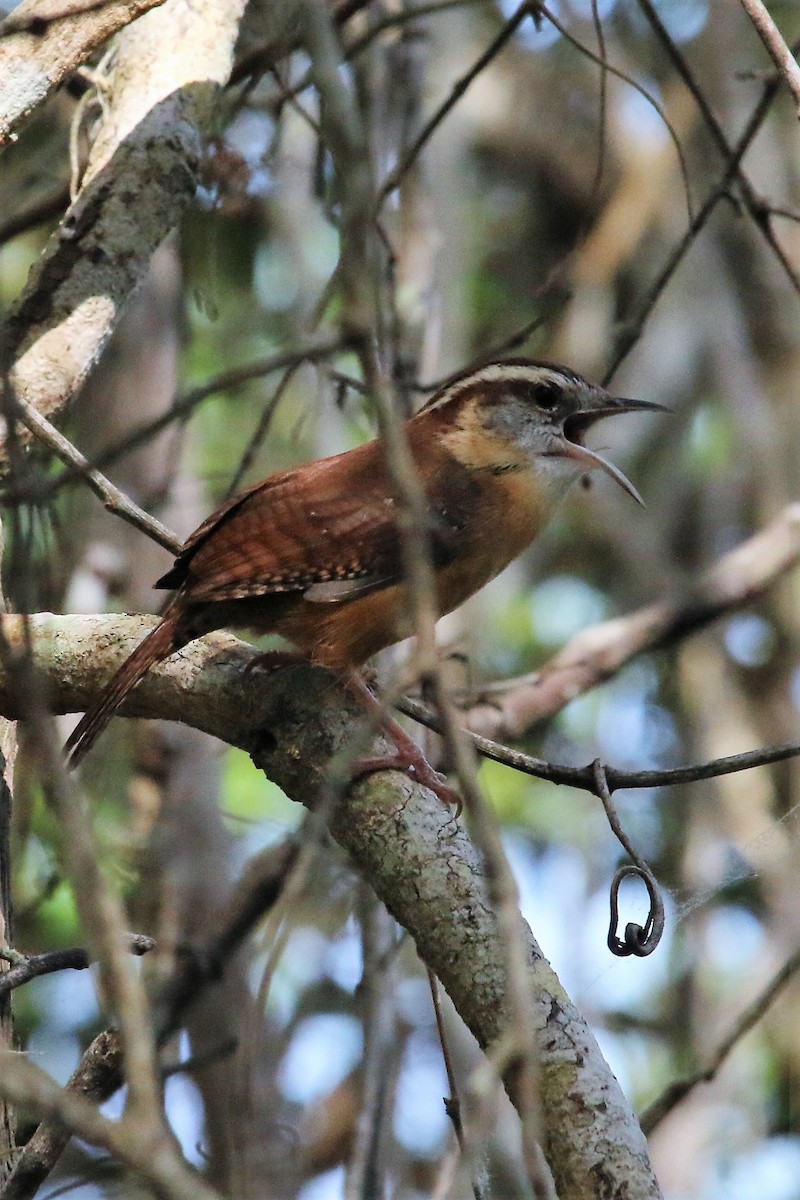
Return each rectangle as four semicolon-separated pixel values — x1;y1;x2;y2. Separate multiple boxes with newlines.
560;397;670;506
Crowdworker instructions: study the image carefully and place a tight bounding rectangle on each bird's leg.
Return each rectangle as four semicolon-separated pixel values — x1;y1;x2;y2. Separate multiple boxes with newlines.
344;673;461;811
245;655;460;809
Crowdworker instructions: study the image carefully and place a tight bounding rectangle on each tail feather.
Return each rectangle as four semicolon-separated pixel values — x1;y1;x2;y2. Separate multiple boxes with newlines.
65;615;181;768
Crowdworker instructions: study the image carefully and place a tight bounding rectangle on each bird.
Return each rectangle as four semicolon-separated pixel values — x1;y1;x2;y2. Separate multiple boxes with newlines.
64;358;666;802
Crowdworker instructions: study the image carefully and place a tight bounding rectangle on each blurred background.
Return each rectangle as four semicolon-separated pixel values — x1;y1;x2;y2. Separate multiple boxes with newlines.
2;0;800;1196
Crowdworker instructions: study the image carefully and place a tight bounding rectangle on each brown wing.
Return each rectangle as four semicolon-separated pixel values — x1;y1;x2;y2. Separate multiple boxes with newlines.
156;440;456;605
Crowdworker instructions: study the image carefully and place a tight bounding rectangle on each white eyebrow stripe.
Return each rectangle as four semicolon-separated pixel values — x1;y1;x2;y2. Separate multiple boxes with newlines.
421;363;579;412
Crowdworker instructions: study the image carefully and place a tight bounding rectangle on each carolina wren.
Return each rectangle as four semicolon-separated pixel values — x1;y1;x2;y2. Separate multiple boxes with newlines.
65;359;664;799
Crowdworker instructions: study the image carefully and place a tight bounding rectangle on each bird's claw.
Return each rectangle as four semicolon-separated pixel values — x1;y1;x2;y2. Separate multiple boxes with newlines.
349;749;461;812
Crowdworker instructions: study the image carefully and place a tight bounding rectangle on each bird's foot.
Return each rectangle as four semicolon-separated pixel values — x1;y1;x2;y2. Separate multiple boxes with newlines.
243;649;306;677
349;738;461;812
341;671;461;811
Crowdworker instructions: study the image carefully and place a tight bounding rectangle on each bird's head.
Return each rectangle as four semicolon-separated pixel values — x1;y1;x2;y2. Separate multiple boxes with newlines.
419;358;668;505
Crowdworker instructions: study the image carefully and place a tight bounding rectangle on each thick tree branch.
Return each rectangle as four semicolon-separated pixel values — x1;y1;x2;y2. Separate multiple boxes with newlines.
1;0;248;462
249;669;662;1199
0;0;167;147
0;613;661;1199
3;611;799;795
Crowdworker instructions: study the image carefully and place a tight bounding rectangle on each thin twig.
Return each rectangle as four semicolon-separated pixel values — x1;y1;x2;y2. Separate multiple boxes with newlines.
586;0;609;217
377;2;531;205
593;761;664;957
541;3;694;225
765;202;800;223
448;502;800;744
344;893;397;1200
427;967;488;1200
606;43;794;376
738;0;800;118
397;693;800;795
224;363;299;498
16;339;346;500
428;968;467;1153
10;396;181;554
635;0;800;296
641;946;800;1133
0;935;155;998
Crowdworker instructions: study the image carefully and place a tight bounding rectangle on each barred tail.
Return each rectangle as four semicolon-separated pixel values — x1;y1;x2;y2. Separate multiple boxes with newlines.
65;615;181;768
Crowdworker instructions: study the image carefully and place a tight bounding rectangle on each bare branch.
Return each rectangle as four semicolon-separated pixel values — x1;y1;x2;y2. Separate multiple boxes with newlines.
402;694;800;793
454;504;800;744
0;1050;222;1200
2;838;298;1200
641;946;800;1133
635;0;800;295
0;934;154;999
606;48;792;376
10;394;181;553
0;613;662;1197
542;3;694;225
0;0;167;146
1;0;249;464
738;0;800;118
377;3;531;206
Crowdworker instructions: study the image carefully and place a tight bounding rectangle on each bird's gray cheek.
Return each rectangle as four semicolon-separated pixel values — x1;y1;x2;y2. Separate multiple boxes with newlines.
481;403;510;435
484;399;531;440
518;417;553;455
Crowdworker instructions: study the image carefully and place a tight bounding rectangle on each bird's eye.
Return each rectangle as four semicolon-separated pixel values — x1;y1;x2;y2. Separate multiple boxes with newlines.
520;381;560;410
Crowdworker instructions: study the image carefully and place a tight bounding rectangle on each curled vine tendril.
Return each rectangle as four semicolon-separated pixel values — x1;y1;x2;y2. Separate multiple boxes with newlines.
592;759;666;958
